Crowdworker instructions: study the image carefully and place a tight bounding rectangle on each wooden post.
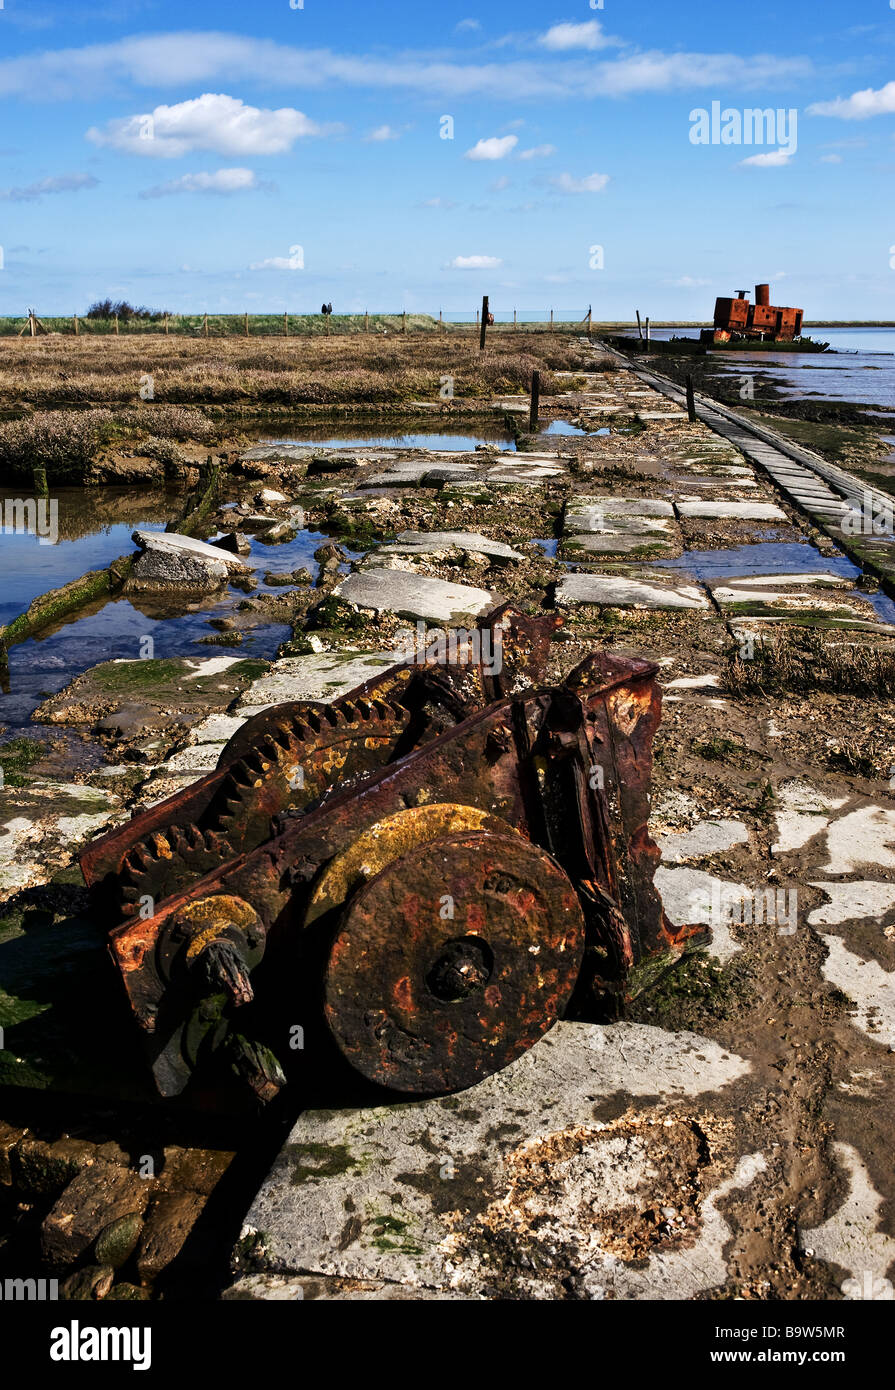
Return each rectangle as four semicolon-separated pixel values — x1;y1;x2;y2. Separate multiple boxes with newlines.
514;308;517;330
114;314;119;336
439;308;443;327
645;317;651;348
529;370;540;434
73;315;79;337
550;309;554;332
244;312;249;337
164;314;169;336
686;374;697;423
203;313;208;338
636;310;643;341
402;310;406;334
29;310;36;338
479;295;488;352
587;306;593;338
284;311;288;337
365;310;369;332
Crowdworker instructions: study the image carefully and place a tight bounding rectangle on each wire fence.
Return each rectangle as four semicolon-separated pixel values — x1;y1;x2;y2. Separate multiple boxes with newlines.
0;309;601;339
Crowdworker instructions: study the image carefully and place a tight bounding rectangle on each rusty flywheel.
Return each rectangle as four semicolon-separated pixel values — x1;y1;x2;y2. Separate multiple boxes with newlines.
323;830;586;1094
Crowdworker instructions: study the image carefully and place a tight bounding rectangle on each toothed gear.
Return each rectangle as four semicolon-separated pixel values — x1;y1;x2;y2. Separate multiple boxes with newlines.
205;695;410;853
116;824;232;920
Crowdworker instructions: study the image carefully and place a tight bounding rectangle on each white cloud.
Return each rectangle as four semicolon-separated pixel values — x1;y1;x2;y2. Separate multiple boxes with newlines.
739;149;793;167
455;18;481;33
0;172;98;201
87;92;328;158
465;134;518;160
809;82;895;119
670;276;711;288
820;153;842;164
490;176;511;191
519;143;556;160
364;124;400;142
539;21;616;52
551;171;610;193
449;255;502;269
250;247;305;270
140;167;262;197
422;197;457;208
0;33;813;104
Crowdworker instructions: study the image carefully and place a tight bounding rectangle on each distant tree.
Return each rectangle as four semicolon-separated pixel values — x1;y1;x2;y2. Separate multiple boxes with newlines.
85;299;166;321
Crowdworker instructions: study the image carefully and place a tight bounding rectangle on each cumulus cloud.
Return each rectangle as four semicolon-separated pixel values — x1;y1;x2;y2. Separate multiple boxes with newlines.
364;124;400;142
465;134;518;160
449;254;502;269
519;143;556;160
739;149;793;167
551;171;610;193
87;92;328;158
0;172;98;201
538;21;616;52
809;82;895;119
140;167;263;197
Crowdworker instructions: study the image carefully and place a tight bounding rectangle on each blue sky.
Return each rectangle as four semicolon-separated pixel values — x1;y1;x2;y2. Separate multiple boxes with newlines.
1;0;894;319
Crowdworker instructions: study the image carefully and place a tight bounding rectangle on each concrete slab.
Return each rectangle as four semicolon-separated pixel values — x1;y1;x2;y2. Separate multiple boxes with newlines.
677;501;788;521
557;574;710;610
566;497;675;523
807;882;895;927
0;782;122;898
800;1144;895;1298
235;1021;752;1297
235;650;403;711
377;531;525;563
656;819;750;864
336;570;495;624
561;533;679;558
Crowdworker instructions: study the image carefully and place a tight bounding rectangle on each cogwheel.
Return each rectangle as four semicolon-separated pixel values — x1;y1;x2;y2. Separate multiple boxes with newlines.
115;823;232;920
204;695;410;854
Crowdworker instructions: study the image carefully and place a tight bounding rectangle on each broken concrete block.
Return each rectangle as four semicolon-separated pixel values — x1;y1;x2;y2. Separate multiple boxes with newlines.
556;574;710;610
42;1164;149;1266
336;569;494;624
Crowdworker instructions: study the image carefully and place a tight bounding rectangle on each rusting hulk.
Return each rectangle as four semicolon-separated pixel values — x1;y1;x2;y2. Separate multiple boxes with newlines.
81;606;702;1108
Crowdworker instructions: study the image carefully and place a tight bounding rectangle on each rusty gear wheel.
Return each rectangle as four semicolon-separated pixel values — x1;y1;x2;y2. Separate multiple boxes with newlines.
323;830;585;1094
115;824;232;920
206;696;410;853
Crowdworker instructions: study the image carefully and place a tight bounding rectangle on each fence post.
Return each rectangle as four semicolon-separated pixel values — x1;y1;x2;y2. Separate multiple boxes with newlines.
402;310;406;334
686;374;697;423
203;312;208;338
73;315;79;337
549;309;554;332
529;370;540;434
164;314;169;336
284;311;288;337
479;295;488;352
114;314;119;336
244;312;249;337
365;310;369;332
29;310;36;338
514;308;517;330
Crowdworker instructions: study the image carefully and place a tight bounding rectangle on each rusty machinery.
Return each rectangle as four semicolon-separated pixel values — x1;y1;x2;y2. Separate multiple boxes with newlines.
81;606;703;1109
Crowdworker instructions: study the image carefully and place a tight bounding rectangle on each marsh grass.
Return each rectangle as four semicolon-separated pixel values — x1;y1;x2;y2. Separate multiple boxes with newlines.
0;404;218;477
726;627;895;698
0;332;593;408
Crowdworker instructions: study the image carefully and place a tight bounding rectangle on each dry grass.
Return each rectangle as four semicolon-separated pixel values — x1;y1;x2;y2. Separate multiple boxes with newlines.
0;332;596;408
0;405;218;478
725;627;895;698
